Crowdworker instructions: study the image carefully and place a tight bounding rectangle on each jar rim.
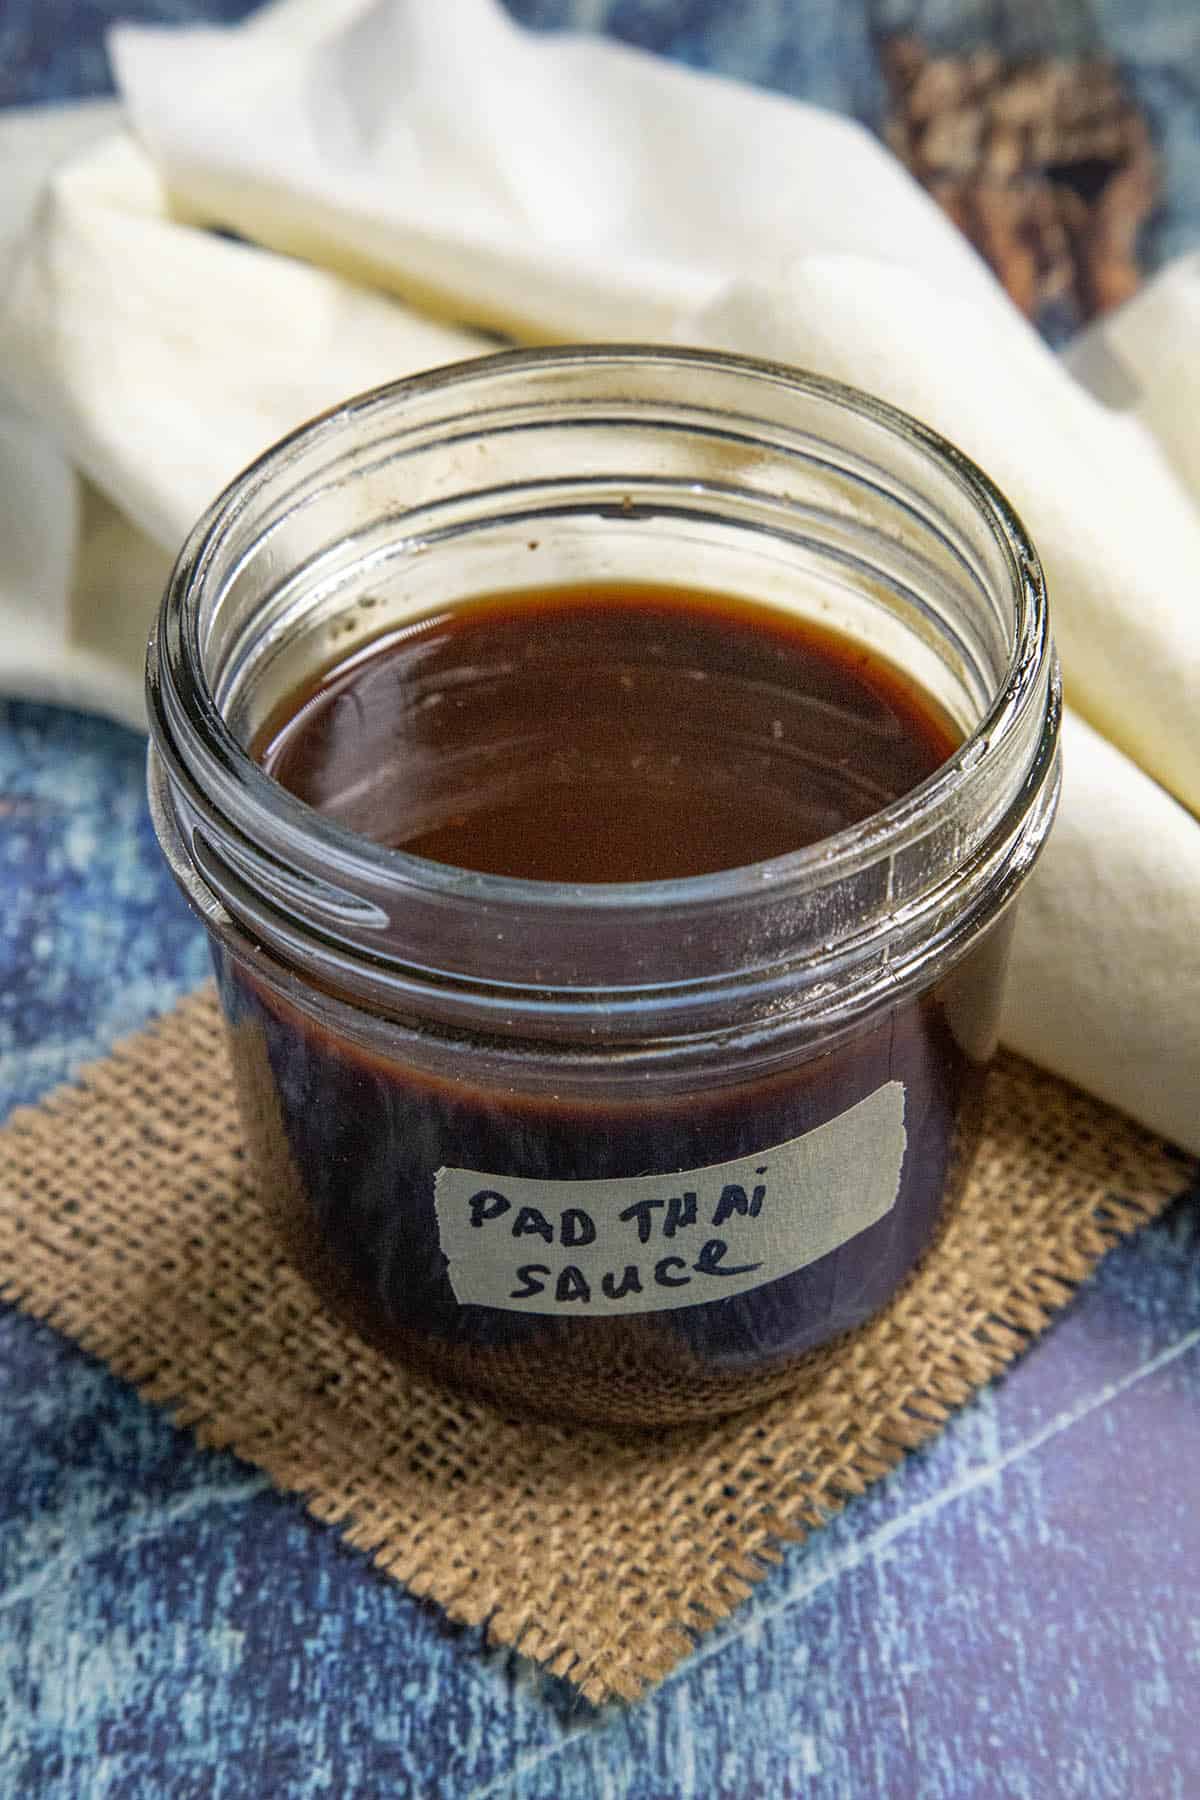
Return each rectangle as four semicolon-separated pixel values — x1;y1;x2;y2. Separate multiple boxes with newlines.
147;344;1060;1034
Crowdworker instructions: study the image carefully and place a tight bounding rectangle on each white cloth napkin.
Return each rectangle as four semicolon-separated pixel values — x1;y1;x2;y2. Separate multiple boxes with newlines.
1;0;1197;1153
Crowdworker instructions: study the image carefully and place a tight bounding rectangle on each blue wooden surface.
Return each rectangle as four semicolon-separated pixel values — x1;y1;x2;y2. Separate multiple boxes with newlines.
2;6;1199;1795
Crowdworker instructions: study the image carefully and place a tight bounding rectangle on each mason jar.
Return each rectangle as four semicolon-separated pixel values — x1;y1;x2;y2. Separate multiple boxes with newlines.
146;346;1060;1428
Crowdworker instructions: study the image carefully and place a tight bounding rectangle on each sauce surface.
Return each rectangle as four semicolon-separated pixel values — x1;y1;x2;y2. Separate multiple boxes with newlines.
255;583;959;881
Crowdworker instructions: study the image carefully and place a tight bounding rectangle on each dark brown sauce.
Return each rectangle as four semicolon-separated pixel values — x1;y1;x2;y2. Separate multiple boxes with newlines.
228;583;1001;1427
255;583;959;881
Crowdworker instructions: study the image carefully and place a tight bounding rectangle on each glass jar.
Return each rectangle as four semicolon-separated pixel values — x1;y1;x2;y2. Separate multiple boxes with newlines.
146;346;1060;1428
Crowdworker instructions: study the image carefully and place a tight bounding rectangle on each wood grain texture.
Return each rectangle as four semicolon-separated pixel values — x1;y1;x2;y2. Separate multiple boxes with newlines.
3;0;1200;1787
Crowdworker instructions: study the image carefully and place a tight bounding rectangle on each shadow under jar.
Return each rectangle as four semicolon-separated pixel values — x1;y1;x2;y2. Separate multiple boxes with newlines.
147;347;1061;1428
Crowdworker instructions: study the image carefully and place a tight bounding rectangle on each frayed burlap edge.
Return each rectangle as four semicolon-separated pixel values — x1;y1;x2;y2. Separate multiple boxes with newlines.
0;986;1192;1703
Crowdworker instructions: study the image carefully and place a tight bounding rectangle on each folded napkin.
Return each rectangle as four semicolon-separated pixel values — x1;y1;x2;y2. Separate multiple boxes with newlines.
1;0;1197;1152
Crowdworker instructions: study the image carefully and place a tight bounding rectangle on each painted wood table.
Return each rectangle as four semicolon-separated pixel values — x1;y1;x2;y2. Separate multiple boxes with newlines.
2;3;1198;1794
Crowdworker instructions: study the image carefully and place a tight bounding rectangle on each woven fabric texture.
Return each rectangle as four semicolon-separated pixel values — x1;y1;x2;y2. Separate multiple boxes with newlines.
0;986;1188;1703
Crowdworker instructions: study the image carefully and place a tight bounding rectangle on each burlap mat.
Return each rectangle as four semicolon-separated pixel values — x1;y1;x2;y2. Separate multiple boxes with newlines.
0;988;1191;1703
